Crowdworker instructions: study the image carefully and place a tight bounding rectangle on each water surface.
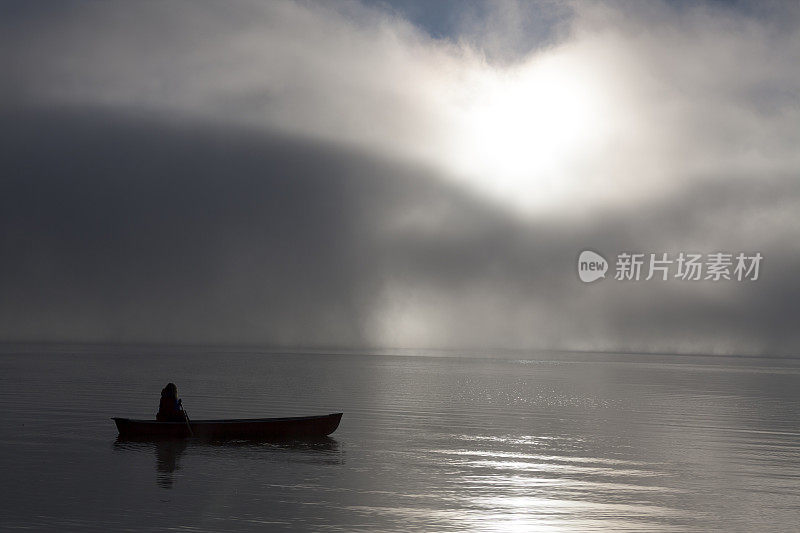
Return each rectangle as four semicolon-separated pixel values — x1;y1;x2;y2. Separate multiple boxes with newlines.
1;346;799;531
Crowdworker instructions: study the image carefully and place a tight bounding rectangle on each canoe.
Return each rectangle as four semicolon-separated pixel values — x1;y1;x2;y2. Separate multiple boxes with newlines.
113;412;342;440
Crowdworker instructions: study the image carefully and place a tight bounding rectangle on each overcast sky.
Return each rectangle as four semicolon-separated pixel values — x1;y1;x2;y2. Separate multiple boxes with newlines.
1;0;798;355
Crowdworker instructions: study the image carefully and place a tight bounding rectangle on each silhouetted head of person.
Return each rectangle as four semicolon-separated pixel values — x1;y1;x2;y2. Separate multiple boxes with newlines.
161;383;178;399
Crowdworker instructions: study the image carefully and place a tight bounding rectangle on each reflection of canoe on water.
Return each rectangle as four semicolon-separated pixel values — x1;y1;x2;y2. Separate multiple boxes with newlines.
113;413;342;440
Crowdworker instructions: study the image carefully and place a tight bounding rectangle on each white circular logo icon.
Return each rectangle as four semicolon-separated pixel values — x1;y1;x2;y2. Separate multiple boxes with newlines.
578;250;608;283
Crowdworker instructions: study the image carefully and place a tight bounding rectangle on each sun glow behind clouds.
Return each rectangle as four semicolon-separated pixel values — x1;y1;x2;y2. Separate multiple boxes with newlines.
18;0;800;222
14;0;628;217
443;50;611;214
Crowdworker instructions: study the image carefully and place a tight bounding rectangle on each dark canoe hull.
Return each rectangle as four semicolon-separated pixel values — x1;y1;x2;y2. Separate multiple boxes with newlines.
113;412;342;440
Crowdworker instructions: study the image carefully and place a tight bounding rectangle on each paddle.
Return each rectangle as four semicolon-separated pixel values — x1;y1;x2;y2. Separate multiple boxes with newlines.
179;399;193;437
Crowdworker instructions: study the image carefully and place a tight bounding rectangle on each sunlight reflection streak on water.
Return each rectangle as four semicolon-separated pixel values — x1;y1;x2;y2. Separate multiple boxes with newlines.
1;348;799;531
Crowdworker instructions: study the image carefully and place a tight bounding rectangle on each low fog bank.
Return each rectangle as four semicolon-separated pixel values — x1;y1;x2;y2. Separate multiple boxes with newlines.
1;108;797;355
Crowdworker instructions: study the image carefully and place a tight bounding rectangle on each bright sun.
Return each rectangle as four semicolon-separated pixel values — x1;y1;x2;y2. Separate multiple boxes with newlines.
444;52;608;214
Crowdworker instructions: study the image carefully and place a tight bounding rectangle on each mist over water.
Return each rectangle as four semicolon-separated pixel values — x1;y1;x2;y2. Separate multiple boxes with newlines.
2;1;800;530
2;346;798;531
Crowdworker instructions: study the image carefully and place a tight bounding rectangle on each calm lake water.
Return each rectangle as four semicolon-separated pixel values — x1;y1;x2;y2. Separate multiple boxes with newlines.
1;345;799;531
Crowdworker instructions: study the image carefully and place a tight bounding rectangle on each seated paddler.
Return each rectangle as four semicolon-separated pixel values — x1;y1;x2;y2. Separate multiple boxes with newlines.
156;382;186;422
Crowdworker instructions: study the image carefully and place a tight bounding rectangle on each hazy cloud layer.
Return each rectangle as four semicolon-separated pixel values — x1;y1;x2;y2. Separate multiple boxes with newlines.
4;0;799;213
1;1;798;354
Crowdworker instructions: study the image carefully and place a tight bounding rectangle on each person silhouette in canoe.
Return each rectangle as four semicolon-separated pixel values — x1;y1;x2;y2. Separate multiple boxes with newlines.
156;382;186;422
